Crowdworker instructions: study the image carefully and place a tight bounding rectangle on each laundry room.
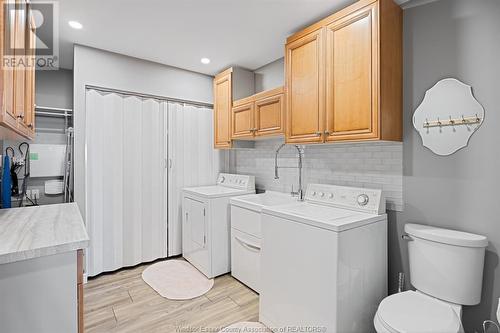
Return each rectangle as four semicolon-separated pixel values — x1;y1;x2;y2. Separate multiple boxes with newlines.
0;1;498;333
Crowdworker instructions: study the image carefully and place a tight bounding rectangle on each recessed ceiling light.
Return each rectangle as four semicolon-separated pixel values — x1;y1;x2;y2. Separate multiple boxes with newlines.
201;58;211;65
68;20;83;30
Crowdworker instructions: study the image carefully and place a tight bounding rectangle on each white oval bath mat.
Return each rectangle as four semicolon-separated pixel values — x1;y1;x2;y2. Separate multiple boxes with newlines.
219;322;271;332
142;260;214;300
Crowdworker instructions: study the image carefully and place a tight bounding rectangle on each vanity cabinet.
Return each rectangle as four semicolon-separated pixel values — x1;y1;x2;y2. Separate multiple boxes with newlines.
0;0;36;140
285;0;402;144
231;87;284;139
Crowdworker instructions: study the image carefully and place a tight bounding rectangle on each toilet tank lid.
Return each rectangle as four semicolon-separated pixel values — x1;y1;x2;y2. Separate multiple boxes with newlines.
405;224;488;248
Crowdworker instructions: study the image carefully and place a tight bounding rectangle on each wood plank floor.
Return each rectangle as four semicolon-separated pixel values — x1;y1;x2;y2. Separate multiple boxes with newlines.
84;260;259;333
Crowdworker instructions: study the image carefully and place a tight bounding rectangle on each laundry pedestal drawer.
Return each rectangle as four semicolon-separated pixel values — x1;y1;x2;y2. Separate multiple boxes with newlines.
231;228;261;292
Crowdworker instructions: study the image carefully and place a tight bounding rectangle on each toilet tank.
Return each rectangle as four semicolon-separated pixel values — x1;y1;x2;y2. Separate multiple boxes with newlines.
405;223;488;305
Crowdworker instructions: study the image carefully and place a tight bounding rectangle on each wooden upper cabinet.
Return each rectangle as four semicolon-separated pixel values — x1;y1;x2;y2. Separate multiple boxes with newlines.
231;87;285;140
213;69;232;148
213;67;255;148
285;28;324;144
232;97;254;139
325;3;378;141
0;0;18;130
0;0;36;139
285;0;402;144
254;87;284;137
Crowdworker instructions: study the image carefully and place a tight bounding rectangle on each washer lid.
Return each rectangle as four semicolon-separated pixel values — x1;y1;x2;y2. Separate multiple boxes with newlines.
405;223;488;248
377;291;461;333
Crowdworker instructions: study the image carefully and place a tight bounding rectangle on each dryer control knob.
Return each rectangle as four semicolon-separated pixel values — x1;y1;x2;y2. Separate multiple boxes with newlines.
319;192;325;197
357;194;369;206
328;193;334;199
220;176;225;183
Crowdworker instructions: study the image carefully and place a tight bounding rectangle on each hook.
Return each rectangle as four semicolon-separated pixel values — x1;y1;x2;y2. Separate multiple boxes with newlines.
437;117;442;126
449;116;454;125
18;142;29;158
5;147;15;158
462;115;466;123
475;113;480;122
425;118;430;127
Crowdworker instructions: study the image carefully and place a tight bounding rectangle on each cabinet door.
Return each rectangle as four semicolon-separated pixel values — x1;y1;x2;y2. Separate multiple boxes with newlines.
255;89;284;137
1;0;18;129
285;28;325;144
213;71;232;148
325;3;379;141
24;9;35;135
13;0;26;125
231;100;254;139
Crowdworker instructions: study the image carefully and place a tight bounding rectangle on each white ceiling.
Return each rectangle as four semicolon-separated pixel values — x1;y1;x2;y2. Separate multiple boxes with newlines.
38;0;410;75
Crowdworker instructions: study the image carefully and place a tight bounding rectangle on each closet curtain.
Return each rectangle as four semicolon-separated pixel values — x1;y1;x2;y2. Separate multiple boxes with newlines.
85;89;219;277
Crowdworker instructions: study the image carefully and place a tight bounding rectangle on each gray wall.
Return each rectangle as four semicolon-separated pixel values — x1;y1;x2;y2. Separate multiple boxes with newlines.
390;0;500;330
73;45;214;221
254;58;284;93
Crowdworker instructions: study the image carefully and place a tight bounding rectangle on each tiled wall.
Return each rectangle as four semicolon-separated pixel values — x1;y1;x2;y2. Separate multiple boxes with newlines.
229;138;403;211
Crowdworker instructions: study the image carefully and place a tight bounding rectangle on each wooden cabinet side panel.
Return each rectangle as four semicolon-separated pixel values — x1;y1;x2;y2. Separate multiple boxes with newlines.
325;3;379;142
213;74;232;148
285;29;325;144
379;0;402;141
77;250;83;333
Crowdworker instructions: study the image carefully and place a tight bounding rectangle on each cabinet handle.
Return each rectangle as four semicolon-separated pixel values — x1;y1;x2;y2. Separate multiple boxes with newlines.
28;124;33;129
324;130;331;135
315;131;322;136
17;115;24;120
235;236;261;252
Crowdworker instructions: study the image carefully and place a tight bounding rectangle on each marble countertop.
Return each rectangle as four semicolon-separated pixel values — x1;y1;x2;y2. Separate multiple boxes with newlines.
0;203;89;265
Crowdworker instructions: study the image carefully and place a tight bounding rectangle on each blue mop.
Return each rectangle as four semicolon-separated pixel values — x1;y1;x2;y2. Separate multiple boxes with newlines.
2;154;11;209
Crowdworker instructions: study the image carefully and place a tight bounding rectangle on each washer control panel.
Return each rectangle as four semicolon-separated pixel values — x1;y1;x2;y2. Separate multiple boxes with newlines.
217;173;255;190
306;184;385;214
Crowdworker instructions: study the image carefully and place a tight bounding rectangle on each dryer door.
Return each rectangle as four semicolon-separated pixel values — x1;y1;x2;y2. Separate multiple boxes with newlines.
182;196;211;276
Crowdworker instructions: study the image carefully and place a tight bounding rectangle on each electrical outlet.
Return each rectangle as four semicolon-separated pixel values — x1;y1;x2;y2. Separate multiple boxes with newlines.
32;189;40;200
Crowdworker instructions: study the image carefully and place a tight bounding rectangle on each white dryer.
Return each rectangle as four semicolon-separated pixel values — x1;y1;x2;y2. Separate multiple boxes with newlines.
182;173;255;278
260;184;387;333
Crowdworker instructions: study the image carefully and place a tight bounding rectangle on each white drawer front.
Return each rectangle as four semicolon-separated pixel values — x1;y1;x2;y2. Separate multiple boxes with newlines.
231;228;261;293
231;206;261;238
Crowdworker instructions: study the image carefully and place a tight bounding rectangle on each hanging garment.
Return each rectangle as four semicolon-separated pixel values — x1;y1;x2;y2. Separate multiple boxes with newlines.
2;155;11;209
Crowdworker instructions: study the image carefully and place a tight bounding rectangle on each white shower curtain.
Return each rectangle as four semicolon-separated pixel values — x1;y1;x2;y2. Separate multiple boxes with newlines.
85;89;219;277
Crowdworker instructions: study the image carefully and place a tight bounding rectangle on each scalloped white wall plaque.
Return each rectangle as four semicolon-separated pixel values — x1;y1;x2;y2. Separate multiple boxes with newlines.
413;78;484;156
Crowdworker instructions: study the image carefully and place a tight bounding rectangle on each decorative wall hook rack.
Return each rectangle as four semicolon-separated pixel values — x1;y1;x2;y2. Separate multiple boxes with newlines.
423;114;482;128
412;78;485;156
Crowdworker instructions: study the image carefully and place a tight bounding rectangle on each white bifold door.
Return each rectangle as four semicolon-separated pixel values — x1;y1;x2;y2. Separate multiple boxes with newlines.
167;102;220;256
85;89;219;277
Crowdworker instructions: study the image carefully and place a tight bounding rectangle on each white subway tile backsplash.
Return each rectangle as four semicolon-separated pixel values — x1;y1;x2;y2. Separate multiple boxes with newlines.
229;138;403;211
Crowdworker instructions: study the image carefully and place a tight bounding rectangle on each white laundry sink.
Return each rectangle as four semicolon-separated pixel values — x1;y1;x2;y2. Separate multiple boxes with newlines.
229;191;296;293
230;191;296;212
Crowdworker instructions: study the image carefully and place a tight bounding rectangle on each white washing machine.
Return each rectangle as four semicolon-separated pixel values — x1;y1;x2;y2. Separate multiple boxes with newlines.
182;173;255;278
260;184;387;333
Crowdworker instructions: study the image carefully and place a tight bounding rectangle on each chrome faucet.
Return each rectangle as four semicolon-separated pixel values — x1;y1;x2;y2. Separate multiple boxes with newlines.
274;143;305;201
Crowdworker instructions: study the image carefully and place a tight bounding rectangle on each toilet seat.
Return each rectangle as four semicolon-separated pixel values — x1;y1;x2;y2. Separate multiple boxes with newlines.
374;291;462;333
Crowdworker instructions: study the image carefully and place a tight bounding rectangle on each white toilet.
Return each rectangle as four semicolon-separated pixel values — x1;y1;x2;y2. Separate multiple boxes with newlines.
374;223;488;333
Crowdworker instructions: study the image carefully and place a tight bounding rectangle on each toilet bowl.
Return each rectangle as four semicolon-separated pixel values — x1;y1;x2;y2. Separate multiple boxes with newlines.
374;223;488;333
374;291;463;333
